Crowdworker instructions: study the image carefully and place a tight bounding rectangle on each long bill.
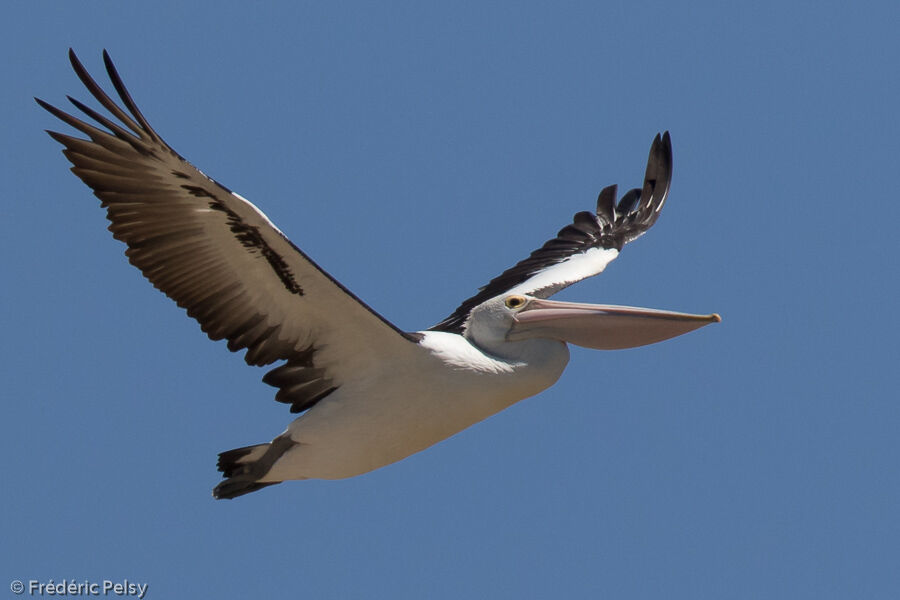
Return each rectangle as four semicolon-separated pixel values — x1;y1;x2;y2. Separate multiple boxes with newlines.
508;298;720;350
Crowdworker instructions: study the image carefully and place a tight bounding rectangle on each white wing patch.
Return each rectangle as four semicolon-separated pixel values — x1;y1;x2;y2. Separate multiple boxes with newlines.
506;247;619;298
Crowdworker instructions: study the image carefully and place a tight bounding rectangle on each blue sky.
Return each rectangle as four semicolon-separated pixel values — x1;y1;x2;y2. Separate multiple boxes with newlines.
2;2;899;598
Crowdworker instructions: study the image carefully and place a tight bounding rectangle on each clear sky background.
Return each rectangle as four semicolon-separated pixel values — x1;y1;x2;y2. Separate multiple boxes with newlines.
2;2;898;598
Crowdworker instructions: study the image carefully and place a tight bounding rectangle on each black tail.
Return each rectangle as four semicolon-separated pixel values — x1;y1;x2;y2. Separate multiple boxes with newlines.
213;477;280;500
213;435;296;499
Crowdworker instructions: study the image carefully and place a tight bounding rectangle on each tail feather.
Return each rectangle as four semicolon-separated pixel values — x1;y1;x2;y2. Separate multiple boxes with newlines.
216;444;267;478
213;435;296;500
213;478;280;500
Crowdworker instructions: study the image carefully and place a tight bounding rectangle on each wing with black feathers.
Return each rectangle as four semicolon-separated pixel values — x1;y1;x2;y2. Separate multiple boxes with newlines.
430;132;672;334
37;49;423;414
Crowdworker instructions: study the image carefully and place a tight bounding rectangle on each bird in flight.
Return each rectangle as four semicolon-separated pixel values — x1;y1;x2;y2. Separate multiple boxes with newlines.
38;50;719;499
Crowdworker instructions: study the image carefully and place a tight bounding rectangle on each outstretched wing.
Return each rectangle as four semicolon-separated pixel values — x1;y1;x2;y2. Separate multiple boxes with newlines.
430;132;673;334
38;49;420;413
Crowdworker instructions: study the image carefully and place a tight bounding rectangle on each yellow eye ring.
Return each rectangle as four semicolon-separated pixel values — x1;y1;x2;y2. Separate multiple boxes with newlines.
504;295;527;309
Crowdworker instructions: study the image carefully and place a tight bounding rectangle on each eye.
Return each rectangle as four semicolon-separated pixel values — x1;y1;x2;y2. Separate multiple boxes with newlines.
504;295;527;309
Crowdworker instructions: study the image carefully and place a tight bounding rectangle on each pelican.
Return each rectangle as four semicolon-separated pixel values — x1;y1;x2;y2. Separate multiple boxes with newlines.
38;50;719;499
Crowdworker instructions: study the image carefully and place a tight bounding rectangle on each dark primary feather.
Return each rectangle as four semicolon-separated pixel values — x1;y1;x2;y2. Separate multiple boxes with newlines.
430;132;672;334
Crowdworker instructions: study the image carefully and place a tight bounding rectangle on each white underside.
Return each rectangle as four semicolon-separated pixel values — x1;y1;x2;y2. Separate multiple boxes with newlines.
260;331;569;481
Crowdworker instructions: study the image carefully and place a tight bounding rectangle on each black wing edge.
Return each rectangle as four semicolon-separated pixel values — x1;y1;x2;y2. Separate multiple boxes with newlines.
36;49;177;161
429;132;672;334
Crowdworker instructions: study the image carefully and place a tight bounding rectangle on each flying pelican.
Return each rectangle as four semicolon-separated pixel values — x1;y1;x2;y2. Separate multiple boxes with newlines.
38;50;719;499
